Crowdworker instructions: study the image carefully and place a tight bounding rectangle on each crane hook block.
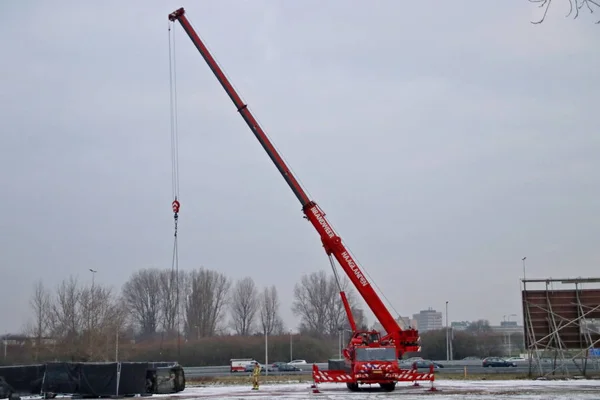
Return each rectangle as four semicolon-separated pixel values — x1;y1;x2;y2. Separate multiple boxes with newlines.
172;199;181;214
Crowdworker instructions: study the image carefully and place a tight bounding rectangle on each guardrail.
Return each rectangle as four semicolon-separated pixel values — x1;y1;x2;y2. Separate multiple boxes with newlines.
182;360;598;379
182;364;537;379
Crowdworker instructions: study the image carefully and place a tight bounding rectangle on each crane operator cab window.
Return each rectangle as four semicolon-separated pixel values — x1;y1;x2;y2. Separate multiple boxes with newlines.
355;347;397;362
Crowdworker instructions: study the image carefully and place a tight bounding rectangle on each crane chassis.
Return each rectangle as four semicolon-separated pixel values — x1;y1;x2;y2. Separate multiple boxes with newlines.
168;7;437;393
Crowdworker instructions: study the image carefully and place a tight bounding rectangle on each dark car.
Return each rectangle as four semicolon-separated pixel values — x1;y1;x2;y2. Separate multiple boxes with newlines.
482;357;517;367
277;364;301;372
414;360;444;369
400;359;443;370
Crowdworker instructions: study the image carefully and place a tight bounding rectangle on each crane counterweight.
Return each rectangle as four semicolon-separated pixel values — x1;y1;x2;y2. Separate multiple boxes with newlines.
168;7;435;392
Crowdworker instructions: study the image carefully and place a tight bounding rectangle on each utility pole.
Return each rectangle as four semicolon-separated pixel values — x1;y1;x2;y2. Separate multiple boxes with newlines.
289;329;293;362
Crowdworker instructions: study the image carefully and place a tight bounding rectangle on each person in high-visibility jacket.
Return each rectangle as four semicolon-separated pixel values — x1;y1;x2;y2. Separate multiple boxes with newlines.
251;362;261;390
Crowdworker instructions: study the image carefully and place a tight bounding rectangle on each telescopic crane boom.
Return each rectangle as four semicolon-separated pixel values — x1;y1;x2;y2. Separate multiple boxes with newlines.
168;7;419;358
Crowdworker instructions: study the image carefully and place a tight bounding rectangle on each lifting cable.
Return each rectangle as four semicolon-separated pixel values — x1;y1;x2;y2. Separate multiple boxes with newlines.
168;20;182;356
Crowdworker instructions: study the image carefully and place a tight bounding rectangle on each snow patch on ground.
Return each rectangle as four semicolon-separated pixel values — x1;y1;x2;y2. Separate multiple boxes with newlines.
150;378;600;399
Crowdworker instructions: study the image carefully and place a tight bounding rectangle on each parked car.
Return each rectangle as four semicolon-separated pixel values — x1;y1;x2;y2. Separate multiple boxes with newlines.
271;361;288;369
482;357;517;367
288;359;307;365
403;357;424;363
244;362;274;373
230;358;256;373
400;359;444;370
277;364;301;372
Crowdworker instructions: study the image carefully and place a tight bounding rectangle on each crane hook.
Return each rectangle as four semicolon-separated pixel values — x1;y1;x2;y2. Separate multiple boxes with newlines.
172;199;181;214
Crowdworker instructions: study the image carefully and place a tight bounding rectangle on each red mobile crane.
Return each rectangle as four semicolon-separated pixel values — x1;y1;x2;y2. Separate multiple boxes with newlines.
168;8;436;392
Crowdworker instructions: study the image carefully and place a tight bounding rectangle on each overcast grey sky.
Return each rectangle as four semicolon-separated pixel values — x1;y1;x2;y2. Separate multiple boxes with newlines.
1;1;598;335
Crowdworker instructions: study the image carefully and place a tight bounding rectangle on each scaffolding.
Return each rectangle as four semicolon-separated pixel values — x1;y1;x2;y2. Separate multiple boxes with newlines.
522;278;600;378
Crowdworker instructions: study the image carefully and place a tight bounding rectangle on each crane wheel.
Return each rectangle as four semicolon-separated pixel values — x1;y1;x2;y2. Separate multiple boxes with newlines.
380;382;396;392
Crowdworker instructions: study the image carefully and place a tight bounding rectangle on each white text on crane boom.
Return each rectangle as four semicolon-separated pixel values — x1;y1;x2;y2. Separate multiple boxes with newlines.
310;206;368;287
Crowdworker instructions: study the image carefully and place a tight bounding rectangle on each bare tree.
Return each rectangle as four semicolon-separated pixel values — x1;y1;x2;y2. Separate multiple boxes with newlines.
29;280;51;347
292;270;358;337
25;280;52;360
80;284;119;359
348;306;368;331
229;277;259;336
122;268;162;338
529;0;600;24
185;268;231;338
96;294;129;361
259;285;284;335
326;276;357;336
48;276;82;340
158;269;184;335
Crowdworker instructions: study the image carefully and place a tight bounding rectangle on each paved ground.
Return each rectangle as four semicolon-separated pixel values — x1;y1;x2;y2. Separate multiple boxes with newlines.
152;378;600;399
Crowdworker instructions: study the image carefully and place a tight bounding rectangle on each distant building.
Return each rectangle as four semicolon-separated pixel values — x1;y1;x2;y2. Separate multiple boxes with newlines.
412;308;443;332
491;320;524;335
397;316;412;330
372;316;413;332
491;321;525;355
451;321;470;331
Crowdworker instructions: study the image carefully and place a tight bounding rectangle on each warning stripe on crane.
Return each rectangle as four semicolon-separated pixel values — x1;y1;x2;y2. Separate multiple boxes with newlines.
314;369;435;383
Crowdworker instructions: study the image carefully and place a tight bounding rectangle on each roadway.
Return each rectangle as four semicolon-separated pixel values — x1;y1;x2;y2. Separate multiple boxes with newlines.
182;360;560;379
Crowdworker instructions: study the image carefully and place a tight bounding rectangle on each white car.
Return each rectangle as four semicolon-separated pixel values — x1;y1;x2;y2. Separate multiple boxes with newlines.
288;359;308;365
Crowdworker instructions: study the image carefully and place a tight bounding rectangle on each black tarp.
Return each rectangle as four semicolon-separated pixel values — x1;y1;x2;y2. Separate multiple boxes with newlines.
0;364;45;394
78;363;118;397
117;362;148;396
0;361;181;397
41;362;81;395
0;376;16;398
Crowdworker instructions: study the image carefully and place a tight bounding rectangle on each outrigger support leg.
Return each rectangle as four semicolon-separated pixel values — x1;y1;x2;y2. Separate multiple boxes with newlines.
310;364;321;393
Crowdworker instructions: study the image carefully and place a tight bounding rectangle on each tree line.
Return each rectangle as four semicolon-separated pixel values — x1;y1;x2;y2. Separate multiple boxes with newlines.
416;319;525;360
19;267;367;362
16;268;522;365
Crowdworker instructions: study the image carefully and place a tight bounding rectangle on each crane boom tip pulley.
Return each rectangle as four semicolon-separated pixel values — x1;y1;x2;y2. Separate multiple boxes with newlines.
168;7;185;21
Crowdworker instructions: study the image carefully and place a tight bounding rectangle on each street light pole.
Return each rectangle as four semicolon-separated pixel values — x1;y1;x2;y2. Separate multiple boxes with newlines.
522;257;527;280
445;301;449;361
265;330;269;376
115;326;119;361
289;329;293;362
503;314;508;356
338;328;342;359
88;269;97;359
89;269;97;324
